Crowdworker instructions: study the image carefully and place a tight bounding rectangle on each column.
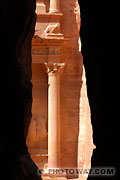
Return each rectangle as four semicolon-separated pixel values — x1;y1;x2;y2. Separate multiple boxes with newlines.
45;63;65;169
49;0;60;13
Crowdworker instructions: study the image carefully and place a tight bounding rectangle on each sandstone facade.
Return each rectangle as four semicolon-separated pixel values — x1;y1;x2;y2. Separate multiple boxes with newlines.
26;0;95;179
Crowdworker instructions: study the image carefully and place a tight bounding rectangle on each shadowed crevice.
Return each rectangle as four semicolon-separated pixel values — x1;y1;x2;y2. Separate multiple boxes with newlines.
0;0;41;179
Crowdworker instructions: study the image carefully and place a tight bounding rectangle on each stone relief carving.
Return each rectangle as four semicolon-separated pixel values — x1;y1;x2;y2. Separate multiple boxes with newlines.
44;23;60;34
34;22;63;39
42;23;64;38
27;116;48;147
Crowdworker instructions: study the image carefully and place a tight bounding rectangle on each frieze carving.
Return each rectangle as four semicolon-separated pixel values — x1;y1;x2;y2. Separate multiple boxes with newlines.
44;23;60;34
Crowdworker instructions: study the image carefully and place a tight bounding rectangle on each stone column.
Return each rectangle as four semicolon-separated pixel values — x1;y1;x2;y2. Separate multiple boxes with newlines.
45;63;65;169
49;0;60;13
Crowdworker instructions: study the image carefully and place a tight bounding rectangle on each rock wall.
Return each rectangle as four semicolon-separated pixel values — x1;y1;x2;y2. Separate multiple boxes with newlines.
78;67;95;180
60;0;83;166
0;0;42;179
27;1;94;176
0;0;95;179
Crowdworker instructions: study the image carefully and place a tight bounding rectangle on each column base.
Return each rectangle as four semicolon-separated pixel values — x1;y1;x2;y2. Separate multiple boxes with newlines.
42;168;67;180
42;173;67;180
42;168;79;180
49;9;60;13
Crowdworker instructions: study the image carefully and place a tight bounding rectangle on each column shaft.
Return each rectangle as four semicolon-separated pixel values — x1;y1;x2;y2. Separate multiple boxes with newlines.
49;0;60;13
48;72;60;168
45;63;65;169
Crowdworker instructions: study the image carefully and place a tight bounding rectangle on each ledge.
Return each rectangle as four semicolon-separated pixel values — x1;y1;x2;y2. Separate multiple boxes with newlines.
32;37;69;47
37;12;63;18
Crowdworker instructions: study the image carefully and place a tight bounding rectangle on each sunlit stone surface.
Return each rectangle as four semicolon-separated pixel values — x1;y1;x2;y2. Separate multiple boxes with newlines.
26;0;95;179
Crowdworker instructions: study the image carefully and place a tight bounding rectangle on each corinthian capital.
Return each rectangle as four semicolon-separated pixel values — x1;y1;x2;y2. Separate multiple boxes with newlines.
44;63;65;75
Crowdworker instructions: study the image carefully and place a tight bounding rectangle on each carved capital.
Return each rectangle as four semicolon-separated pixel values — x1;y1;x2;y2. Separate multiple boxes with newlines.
44;63;65;75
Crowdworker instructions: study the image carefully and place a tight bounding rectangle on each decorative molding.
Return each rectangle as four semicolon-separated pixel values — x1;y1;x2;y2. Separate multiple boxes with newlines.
44;23;60;34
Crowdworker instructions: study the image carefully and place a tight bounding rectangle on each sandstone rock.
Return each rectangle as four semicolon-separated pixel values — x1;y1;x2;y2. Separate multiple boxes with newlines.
0;0;42;179
27;117;48;148
0;0;93;179
28;1;94;177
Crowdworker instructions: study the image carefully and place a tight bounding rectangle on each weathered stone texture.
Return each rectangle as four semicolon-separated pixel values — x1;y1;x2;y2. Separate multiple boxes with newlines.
26;1;94;178
78;67;95;179
0;0;42;179
60;0;83;168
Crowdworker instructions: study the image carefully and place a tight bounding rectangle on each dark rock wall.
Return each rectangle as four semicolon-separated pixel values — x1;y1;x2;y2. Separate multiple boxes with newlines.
0;0;41;179
0;0;119;179
79;0;119;179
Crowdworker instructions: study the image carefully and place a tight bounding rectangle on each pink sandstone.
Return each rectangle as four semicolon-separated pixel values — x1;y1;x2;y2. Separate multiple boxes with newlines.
26;0;95;179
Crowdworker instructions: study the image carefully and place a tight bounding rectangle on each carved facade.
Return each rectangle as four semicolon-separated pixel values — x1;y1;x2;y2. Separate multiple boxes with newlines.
27;0;95;179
